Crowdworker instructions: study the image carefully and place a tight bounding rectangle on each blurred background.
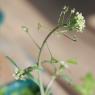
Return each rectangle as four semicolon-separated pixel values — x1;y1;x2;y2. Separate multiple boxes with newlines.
0;0;95;95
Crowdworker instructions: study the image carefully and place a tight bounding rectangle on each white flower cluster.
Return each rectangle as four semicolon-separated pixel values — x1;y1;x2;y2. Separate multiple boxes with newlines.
60;61;69;69
13;68;27;80
70;12;85;32
58;6;86;32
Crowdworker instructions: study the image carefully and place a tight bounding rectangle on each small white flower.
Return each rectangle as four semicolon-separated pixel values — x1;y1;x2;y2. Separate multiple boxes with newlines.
60;61;69;69
22;26;28;32
71;8;75;14
63;6;67;10
76;12;79;15
63;6;69;14
68;11;85;32
14;68;19;73
13;68;27;80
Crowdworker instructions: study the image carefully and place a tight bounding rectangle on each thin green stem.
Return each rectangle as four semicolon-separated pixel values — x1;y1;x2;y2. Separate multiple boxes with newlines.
45;68;60;95
38;71;45;95
36;25;76;95
6;56;19;69
63;33;77;41
36;25;59;95
27;32;40;49
37;25;77;66
46;42;53;58
45;76;56;95
37;25;60;66
23;25;76;95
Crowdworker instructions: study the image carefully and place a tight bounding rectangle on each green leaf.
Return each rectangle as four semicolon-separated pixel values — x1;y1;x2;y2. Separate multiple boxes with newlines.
66;58;77;64
76;73;95;95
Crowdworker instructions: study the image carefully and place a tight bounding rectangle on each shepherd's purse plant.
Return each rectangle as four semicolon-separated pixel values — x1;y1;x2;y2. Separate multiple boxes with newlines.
6;6;95;95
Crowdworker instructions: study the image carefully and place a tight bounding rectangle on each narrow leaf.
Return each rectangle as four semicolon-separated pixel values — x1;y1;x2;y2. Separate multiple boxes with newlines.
66;58;77;64
6;56;19;69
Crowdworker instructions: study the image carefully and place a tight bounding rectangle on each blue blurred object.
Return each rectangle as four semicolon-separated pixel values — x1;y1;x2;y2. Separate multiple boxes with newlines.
0;79;40;95
0;10;4;26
